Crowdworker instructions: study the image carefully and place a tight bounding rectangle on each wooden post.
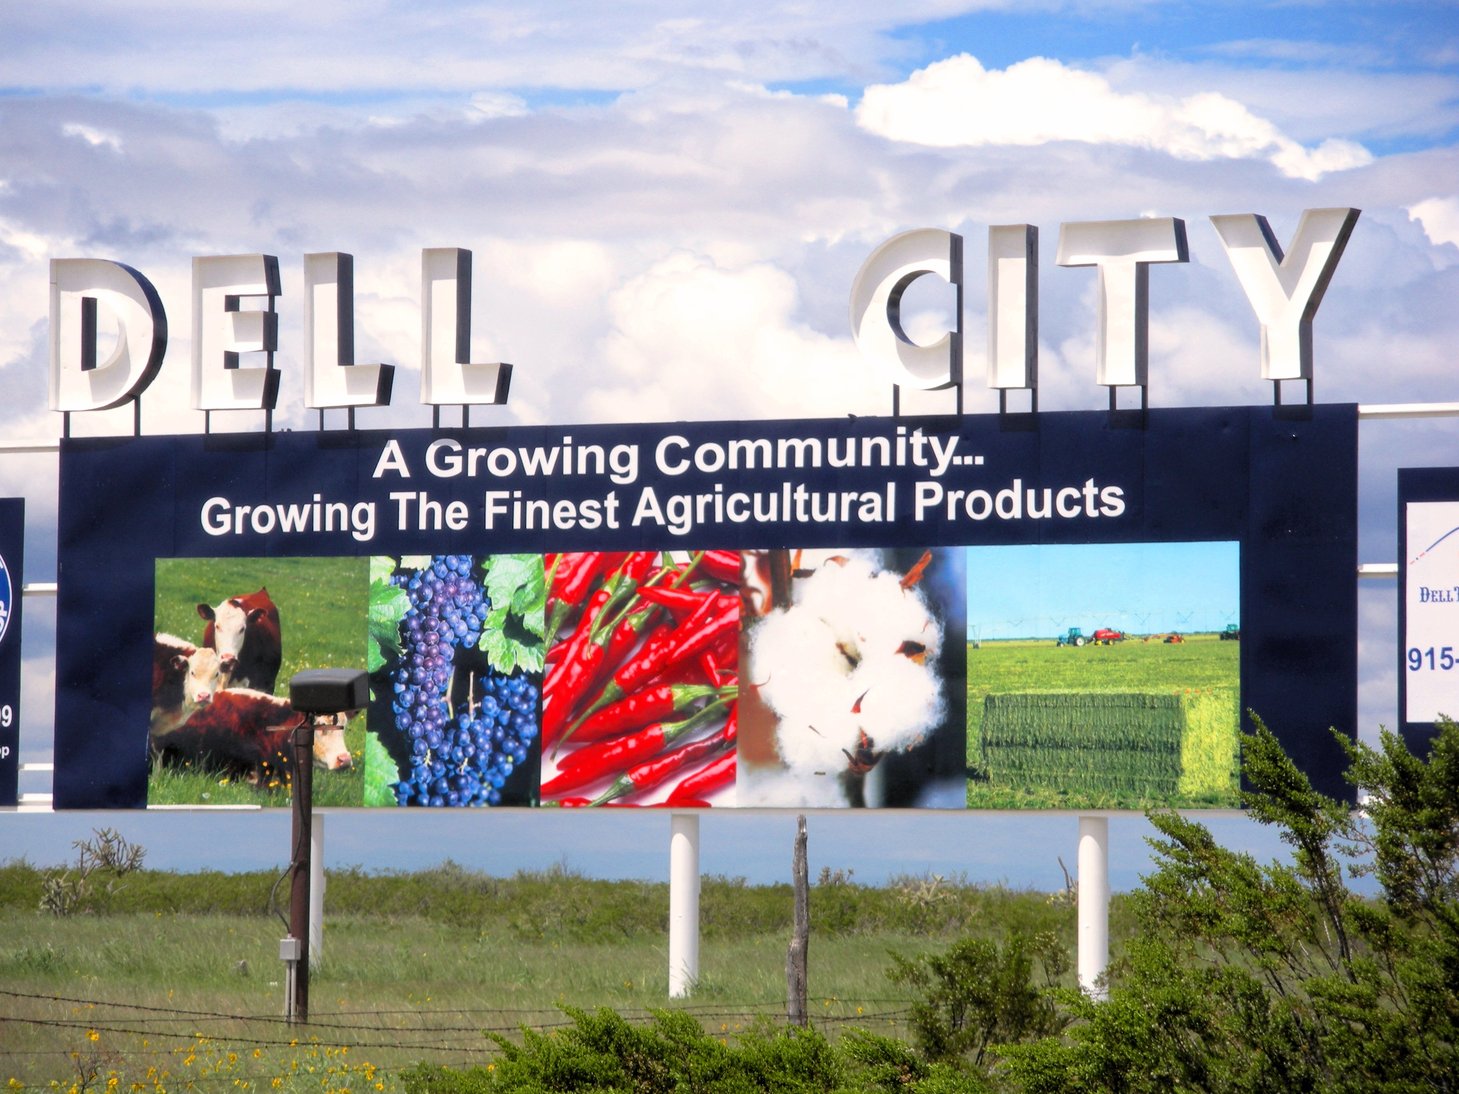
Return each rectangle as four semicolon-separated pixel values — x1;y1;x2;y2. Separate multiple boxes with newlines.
786;814;809;1026
286;717;315;1024
283;668;367;1025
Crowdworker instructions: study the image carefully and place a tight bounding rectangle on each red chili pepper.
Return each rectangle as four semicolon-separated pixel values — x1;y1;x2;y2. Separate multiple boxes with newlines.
545;553;601;645
540;583;617;747
548;552;594;603
635;584;718;617
588;711;737;806
696;550;742;585
549;559;689;752
697;649;721;687
665;748;735;805
541;699;730;798
583;552;664;647
610;601;740;703
566;683;724;745
637;653;712;693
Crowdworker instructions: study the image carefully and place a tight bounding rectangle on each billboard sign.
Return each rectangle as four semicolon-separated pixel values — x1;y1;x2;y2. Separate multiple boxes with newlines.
1398;468;1459;753
0;499;22;807
53;404;1358;810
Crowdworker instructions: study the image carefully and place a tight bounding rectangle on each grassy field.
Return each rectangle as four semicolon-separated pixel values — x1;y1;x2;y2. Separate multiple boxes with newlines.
965;633;1241;810
0;861;1109;1091
152;556;369;808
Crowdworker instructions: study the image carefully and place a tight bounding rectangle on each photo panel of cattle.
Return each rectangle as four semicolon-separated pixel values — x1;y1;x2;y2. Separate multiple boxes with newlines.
150;557;368;806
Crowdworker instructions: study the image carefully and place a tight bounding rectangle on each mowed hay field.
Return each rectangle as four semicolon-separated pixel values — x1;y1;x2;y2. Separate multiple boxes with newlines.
965;633;1241;810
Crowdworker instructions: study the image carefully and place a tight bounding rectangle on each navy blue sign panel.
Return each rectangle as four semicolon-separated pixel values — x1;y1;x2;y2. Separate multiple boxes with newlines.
0;498;23;807
1398;467;1459;755
53;405;1358;808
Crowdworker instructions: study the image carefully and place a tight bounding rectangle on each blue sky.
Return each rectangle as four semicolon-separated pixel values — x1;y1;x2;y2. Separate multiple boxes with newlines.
2;2;1457;893
967;541;1240;639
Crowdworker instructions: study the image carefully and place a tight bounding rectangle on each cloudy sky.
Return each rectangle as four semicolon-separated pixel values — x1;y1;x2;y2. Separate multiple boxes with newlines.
3;1;1457;887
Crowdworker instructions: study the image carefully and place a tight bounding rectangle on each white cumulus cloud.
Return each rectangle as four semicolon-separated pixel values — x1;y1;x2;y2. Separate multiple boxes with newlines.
587;252;882;423
854;54;1373;181
1409;197;1459;249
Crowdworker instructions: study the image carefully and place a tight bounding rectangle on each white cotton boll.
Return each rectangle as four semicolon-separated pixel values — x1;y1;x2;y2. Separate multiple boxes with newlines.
848;653;945;753
737;767;850;808
794;554;881;642
748;547;949;803
751;606;858;717
775;709;863;772
855;570;944;662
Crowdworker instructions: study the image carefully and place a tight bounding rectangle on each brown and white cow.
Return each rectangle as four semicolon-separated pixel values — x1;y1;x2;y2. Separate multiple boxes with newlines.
150;633;232;743
197;587;283;693
159;687;354;784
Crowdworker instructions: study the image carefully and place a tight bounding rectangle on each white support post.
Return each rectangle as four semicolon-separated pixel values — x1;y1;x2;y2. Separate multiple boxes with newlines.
668;813;701;998
1077;815;1110;1000
309;813;325;964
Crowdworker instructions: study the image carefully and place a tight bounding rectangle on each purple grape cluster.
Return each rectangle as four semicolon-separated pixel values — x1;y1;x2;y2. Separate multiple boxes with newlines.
388;555;538;806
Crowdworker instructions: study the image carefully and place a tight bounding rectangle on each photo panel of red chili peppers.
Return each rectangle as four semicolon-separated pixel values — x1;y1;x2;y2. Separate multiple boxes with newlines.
736;547;969;808
539;550;741;808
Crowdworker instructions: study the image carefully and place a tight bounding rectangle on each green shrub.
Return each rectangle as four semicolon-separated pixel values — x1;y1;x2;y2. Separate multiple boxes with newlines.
887;932;1069;1072
402;1007;848;1094
38;828;146;916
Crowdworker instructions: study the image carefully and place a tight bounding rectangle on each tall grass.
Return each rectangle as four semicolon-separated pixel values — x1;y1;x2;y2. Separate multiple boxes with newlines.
0;861;1109;1090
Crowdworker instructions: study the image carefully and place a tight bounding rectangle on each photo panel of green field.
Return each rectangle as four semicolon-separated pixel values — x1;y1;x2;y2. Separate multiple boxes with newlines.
151;557;369;807
737;546;967;809
366;554;545;807
965;541;1241;810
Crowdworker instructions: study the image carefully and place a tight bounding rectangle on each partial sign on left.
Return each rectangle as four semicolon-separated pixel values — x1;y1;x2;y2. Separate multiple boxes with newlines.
0;499;23;807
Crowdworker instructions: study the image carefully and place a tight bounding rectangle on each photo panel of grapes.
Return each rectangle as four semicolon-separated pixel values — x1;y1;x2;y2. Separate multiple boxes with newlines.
736;547;968;809
367;554;546;807
150;557;369;807
539;550;740;808
963;541;1242;810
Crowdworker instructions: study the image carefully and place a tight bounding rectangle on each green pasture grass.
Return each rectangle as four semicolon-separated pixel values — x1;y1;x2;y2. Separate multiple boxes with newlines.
1177;688;1243;804
965;635;1240;810
151;557;368;808
0;862;1110;1090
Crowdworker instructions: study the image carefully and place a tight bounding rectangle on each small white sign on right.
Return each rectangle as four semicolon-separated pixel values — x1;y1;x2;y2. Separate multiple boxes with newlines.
1404;499;1459;725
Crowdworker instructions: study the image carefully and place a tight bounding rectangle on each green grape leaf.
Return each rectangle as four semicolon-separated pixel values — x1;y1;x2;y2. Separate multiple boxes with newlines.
479;554;546;675
362;731;400;807
481;604;546;675
367;579;409;673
